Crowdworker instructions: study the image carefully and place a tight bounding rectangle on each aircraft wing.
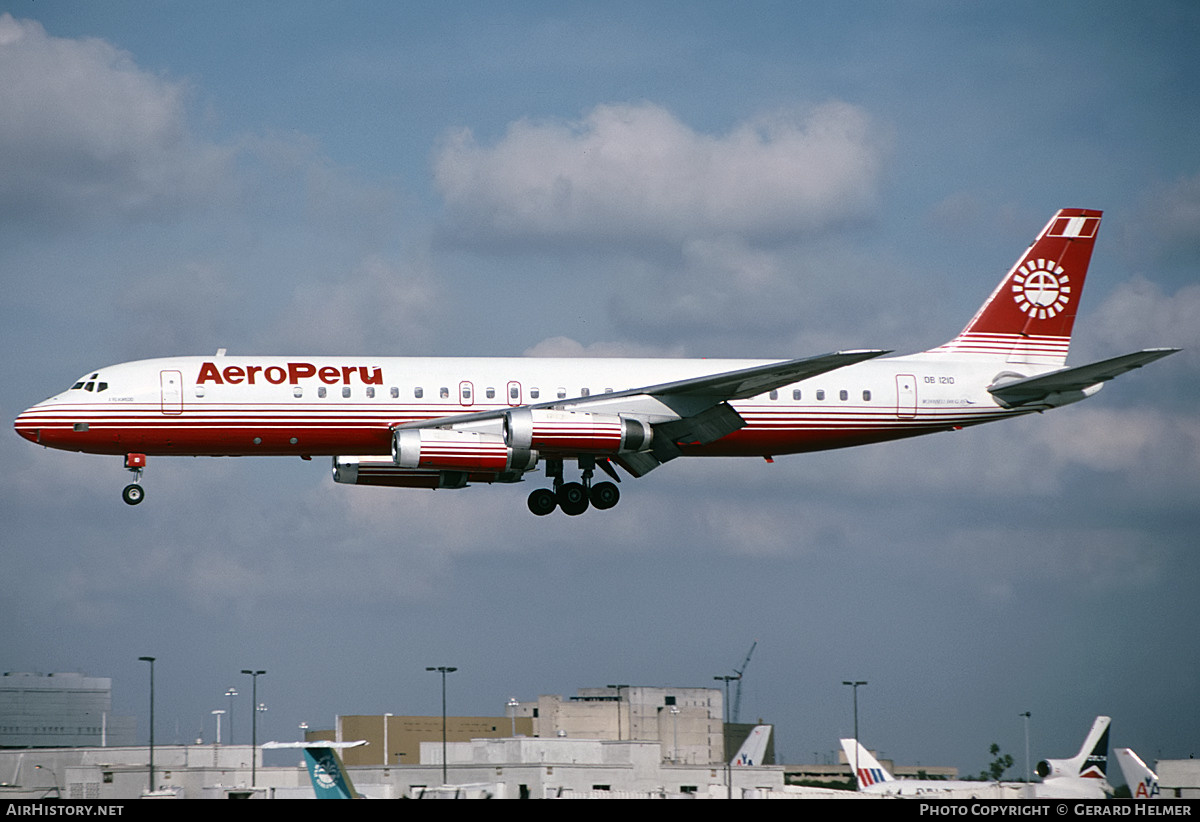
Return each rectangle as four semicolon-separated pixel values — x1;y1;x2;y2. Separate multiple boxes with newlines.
390;349;889;476
988;348;1179;407
393;349;890;432
600;348;891;403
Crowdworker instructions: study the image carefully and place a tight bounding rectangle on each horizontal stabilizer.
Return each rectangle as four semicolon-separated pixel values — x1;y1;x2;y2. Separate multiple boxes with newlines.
989;348;1179;407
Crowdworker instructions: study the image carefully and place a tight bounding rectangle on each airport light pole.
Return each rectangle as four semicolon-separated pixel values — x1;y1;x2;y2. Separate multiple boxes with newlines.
212;710;225;746
842;680;867;788
426;667;457;785
507;698;519;737
225;687;238;745
1019;711;1032;784
383;713;392;766
670;705;680;764
138;656;155;795
714;674;739;799
607;684;629;740
241;670;266;787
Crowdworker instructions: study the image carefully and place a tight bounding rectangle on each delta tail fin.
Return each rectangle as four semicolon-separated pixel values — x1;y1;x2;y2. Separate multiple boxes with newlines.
926;209;1103;366
840;738;896;789
1037;716;1110;781
1115;748;1161;799
732;725;772;766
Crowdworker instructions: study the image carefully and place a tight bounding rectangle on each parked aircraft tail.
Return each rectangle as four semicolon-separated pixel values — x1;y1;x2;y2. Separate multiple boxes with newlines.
840;738;896;789
1037;716;1110;781
1115;748;1160;799
926;208;1102;366
732;725;771;766
263;741;365;799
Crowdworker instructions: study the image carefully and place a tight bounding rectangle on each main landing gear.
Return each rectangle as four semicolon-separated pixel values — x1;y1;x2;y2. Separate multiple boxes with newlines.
527;456;621;517
122;453;147;506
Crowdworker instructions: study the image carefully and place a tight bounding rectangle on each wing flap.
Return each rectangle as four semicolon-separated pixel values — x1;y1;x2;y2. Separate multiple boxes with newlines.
989;348;1179;407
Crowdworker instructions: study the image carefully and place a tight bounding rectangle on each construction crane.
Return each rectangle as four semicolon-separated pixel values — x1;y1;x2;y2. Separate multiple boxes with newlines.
731;640;757;724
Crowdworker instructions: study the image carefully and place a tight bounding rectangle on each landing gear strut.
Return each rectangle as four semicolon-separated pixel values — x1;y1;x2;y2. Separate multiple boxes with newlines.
526;456;621;516
122;453;147;506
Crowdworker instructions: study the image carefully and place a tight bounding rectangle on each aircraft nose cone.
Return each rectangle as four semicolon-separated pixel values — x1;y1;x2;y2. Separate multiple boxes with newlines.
14;406;46;444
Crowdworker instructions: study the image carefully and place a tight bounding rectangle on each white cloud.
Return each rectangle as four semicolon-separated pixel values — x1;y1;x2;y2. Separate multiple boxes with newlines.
1088;276;1200;362
434;101;884;249
268;254;439;352
1031;406;1200;492
1142;173;1200;255
0;14;234;227
522;336;684;358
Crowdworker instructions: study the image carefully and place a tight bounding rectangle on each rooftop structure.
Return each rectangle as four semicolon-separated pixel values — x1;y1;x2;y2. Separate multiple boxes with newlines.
0;672;135;749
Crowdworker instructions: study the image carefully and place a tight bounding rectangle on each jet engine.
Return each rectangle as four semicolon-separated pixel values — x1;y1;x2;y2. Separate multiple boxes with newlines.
505;408;651;454
333;456;525;489
391;428;538;473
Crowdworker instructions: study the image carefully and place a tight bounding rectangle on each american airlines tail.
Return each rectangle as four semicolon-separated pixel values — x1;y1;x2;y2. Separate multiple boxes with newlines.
924;208;1102;366
839;738;896;789
731;725;771;766
1115;748;1161;799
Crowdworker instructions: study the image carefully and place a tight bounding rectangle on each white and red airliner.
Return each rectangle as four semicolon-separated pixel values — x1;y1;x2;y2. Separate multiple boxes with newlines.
14;209;1177;515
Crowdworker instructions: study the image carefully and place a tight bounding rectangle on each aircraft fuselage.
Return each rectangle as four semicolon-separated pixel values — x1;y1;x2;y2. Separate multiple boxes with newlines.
15;353;1024;459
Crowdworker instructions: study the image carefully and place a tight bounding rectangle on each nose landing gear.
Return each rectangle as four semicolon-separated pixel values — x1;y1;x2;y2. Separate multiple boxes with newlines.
122;453;147;505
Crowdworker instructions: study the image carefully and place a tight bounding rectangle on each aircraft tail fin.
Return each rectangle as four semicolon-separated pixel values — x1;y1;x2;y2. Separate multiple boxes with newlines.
303;746;360;799
840;738;896;790
731;725;771;766
1037;716;1111;781
1115;748;1160;799
263;741;364;799
926;209;1102;366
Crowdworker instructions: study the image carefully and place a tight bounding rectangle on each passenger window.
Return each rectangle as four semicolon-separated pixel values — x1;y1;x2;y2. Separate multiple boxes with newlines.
293;386;303;398
486;387;495;399
531;388;540;399
196;387;206;398
510;385;519;400
580;388;590;397
863;390;871;401
440;387;449;399
390;387;399;398
839;390;848;401
414;387;423;399
557;388;566;399
792;389;802;400
342;387;351;398
366;386;375;399
769;390;778;400
816;389;825;401
318;387;327;398
604;388;613;393
462;386;472;399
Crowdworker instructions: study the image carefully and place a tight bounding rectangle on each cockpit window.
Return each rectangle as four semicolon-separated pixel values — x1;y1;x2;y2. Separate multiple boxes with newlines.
71;374;107;392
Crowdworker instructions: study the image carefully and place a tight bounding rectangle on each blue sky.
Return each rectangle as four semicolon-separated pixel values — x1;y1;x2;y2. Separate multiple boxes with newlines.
2;2;1198;778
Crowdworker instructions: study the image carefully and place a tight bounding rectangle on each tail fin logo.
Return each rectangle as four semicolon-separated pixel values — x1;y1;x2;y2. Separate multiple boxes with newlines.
1013;261;1071;319
859;767;887;786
